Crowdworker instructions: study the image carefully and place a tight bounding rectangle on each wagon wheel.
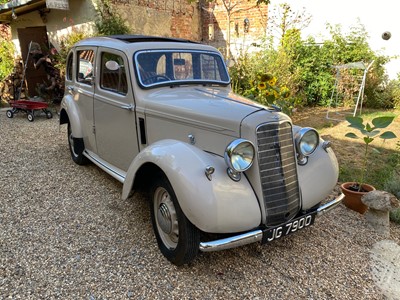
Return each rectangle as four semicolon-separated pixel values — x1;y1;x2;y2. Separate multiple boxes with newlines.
46;110;53;119
6;110;14;118
27;112;34;122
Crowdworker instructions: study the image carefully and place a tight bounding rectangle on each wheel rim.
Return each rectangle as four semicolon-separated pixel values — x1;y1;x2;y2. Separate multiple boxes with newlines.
27;114;33;121
6;111;12;118
154;187;179;250
68;128;78;158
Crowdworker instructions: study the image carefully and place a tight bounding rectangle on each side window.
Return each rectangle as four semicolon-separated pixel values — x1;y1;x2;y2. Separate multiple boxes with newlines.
100;52;127;94
66;52;73;81
77;50;94;85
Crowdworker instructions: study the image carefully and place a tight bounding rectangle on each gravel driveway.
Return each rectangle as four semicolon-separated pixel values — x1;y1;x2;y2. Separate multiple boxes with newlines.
1;108;399;299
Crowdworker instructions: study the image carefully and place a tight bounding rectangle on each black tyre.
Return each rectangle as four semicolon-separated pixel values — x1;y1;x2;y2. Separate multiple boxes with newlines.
46;110;53;119
6;110;13;118
67;123;89;165
27;112;34;122
150;175;200;266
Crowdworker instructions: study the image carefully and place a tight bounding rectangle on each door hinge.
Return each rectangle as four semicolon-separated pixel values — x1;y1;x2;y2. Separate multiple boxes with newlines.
92;125;96;134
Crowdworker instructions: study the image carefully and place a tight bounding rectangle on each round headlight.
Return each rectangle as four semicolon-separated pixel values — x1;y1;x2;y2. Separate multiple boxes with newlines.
295;128;319;156
224;139;255;172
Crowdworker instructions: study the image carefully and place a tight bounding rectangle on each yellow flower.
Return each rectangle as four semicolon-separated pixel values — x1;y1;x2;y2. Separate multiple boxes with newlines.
268;77;277;86
265;89;272;96
280;87;290;98
258;82;267;90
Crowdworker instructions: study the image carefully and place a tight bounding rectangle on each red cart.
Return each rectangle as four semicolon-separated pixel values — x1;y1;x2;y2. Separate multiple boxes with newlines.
6;99;53;122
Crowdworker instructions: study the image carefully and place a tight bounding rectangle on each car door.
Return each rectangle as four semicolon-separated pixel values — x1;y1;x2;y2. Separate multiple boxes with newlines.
93;48;139;172
74;47;97;153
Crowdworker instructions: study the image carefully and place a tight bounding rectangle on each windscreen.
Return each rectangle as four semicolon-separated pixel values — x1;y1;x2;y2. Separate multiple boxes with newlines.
135;50;230;88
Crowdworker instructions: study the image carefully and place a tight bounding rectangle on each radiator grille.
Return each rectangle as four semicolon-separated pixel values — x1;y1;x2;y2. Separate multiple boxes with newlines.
256;122;301;226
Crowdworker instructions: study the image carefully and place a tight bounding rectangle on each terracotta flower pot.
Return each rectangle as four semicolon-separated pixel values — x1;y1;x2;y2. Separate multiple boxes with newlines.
340;182;376;214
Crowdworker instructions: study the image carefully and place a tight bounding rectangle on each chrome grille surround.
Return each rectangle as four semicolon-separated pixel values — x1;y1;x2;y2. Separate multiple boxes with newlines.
256;122;301;226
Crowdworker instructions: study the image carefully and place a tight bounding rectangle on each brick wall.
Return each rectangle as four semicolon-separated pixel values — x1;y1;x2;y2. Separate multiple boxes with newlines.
200;0;268;58
111;0;268;53
111;0;201;40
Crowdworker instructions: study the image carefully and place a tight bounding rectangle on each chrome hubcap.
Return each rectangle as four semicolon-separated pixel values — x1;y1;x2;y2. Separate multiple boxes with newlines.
68;131;78;158
154;187;179;249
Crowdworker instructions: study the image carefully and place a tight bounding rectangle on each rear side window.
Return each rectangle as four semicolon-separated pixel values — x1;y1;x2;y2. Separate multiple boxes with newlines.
100;52;128;95
77;50;94;85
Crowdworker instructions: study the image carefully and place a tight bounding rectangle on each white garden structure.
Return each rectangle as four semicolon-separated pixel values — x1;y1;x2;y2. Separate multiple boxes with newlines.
326;61;374;121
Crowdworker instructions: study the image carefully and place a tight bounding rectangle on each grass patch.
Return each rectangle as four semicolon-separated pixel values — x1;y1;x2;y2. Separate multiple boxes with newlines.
292;107;400;224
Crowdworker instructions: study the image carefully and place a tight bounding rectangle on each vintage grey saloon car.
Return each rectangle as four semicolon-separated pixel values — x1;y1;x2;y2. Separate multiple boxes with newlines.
60;35;344;265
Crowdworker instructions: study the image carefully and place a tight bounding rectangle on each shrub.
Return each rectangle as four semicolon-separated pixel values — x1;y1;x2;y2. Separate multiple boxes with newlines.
244;72;295;116
384;141;400;224
55;29;92;76
95;0;131;36
0;37;15;81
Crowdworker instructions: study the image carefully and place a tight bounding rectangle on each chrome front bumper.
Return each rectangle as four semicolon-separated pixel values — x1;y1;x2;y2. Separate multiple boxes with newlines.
199;193;344;252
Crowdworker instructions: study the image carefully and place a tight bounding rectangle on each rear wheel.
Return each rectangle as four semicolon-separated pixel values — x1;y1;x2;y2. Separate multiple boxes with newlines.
150;175;200;266
6;110;13;118
68;123;89;165
46;110;53;119
27;112;34;122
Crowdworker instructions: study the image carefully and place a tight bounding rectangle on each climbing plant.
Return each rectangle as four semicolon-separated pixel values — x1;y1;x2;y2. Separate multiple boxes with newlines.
95;0;131;36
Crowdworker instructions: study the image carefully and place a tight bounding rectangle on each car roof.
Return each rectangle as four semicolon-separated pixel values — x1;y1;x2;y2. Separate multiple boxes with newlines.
108;35;200;44
72;35;217;54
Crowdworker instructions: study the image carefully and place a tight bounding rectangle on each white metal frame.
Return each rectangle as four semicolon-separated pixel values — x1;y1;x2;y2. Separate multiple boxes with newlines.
326;61;374;121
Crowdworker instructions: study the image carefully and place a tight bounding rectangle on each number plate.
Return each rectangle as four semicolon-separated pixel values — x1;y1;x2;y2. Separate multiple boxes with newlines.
262;212;316;243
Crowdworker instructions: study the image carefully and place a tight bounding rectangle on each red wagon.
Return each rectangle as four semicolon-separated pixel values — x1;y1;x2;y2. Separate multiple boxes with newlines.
6;99;53;122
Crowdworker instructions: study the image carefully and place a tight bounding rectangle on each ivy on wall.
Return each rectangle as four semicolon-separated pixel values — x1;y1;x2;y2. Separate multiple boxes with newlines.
95;0;131;35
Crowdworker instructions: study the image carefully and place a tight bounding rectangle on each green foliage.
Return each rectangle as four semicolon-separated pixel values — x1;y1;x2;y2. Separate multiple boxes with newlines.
384;141;400;224
54;30;92;75
0;37;15;81
229;3;395;110
95;0;131;36
345;116;397;190
243;73;294;115
380;79;400;109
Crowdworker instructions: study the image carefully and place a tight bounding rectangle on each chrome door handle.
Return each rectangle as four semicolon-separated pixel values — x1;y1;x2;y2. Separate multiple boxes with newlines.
67;86;75;92
120;104;134;111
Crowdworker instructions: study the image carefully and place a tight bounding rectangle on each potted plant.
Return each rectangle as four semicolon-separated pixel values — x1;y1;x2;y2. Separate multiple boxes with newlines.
341;115;397;214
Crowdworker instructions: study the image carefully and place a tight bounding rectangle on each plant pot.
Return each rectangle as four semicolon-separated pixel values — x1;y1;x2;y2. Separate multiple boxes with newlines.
340;182;376;214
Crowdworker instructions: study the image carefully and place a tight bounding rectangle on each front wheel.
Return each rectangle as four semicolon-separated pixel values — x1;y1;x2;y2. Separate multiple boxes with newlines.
67;123;89;165
150;175;200;266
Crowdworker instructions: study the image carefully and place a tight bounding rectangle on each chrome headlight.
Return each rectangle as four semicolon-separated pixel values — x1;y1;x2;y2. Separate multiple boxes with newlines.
224;139;255;172
295;128;319;164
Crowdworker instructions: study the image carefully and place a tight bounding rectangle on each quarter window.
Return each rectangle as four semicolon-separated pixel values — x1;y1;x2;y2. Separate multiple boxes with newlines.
100;52;128;94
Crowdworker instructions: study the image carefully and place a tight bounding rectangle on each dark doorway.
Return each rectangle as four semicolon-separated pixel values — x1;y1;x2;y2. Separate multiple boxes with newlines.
17;26;49;98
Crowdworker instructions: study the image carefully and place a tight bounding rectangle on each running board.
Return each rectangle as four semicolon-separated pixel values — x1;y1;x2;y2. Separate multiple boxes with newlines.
83;150;126;183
